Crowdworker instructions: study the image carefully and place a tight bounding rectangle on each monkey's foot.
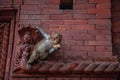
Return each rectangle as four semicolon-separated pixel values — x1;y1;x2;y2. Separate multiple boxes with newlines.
26;64;32;70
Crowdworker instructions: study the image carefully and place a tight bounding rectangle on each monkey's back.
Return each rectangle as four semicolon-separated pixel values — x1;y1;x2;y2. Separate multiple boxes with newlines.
35;39;53;53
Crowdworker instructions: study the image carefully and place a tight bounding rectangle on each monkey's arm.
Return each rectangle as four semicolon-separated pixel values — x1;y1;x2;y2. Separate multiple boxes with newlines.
49;48;57;54
36;26;50;39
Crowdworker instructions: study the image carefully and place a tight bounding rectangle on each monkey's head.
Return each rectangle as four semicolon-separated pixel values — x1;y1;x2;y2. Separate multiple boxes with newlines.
51;33;62;45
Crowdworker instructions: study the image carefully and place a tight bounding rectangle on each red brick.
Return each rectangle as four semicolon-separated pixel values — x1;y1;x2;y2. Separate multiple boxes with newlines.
87;34;96;40
112;11;120;17
88;30;111;35
88;19;111;25
87;41;112;46
42;10;63;14
71;46;95;51
88;9;111;15
46;0;60;5
39;5;59;10
64;20;88;25
87;9;96;14
89;0;111;3
73;10;87;14
74;4;95;9
97;3;111;8
24;0;46;4
112;17;120;22
71;25;95;30
82;77;91;80
63;10;74;14
45;20;64;25
64;30;87;35
21;5;38;10
74;0;88;4
0;0;12;4
88;51;112;57
21;10;41;15
96;25;111;30
19;20;41;24
50;14;72;20
113;26;120;32
96;46;112;52
72;34;88;40
49;25;71;31
20;15;28;19
73;14;95;19
97;9;111;18
14;0;22;5
113;22;120;27
96;35;111;40
28;15;49;20
63;40;84;46
96;14;111;19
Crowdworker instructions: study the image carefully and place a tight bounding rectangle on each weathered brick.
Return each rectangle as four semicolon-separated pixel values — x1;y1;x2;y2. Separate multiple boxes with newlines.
73;14;95;19
71;25;95;30
88;19;111;25
71;46;95;51
73;10;87;14
63;40;84;46
50;14;72;20
0;0;12;4
97;3;111;8
20;15;28;19
87;34;96;40
74;0;88;4
72;34;88;40
88;9;111;15
96;25;111;30
19;20;41;24
87;41;112;46
113;22;120;27
21;10;41;15
89;0;111;3
39;5;59;10
96;14;111;19
88;30;111;35
74;4;95;9
96;35;111;40
45;20;64;25
24;0;46;4
14;0;22;5
21;5;38;10
49;25;70;31
28;15;49;20
96;46;112;52
88;51;112;57
64;20;88;25
46;0;60;5
112;26;120;32
42;10;63;14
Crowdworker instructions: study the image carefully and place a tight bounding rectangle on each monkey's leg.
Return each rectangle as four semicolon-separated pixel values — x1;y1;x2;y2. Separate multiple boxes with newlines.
40;52;49;60
27;50;39;64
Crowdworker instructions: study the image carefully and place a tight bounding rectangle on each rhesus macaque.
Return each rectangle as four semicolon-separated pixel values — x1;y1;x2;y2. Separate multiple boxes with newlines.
27;26;62;66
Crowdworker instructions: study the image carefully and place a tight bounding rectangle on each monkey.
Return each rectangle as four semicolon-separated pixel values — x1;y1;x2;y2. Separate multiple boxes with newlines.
27;26;62;67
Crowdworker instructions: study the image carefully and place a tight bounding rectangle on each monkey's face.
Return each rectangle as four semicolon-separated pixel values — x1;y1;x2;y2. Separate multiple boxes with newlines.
51;33;62;44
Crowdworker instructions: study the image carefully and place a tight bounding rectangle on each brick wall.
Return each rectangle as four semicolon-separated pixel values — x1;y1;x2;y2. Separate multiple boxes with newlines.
0;0;117;80
112;0;120;55
0;0;113;56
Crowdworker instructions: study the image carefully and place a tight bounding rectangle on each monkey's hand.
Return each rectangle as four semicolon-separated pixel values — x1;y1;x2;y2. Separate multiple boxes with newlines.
53;44;61;49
